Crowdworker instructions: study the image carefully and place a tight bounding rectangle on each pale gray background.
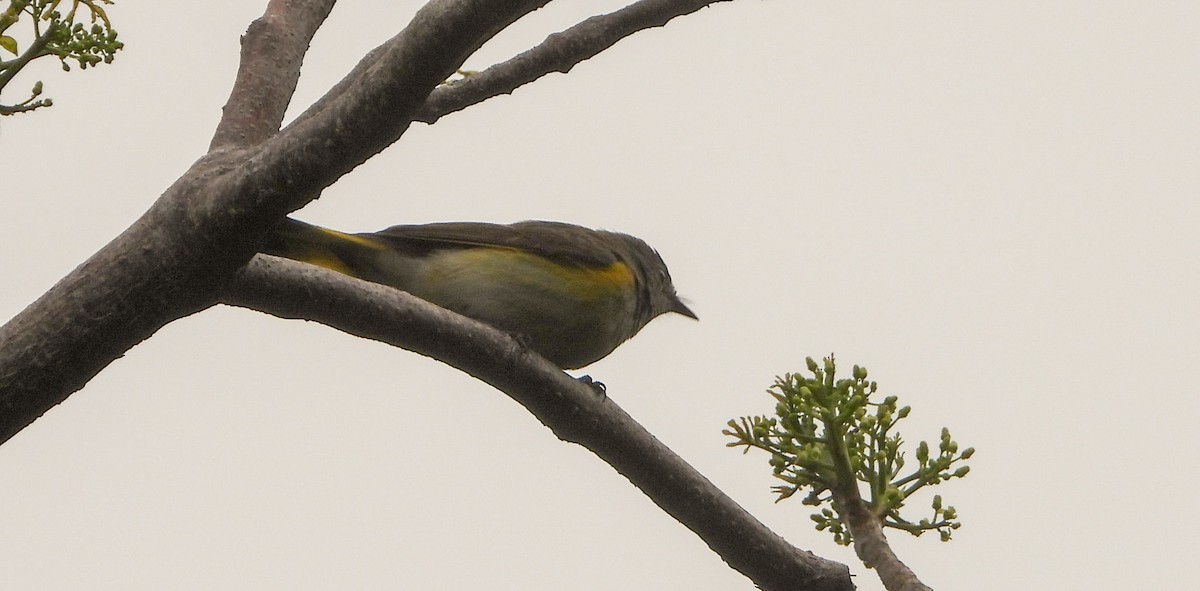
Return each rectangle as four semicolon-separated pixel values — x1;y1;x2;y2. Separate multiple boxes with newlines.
2;2;1196;589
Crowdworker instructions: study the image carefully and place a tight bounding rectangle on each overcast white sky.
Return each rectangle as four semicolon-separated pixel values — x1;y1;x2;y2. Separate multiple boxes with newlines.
2;2;1197;589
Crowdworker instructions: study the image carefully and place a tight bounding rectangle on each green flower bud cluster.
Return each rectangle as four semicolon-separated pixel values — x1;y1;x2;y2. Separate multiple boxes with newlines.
724;355;973;545
1;1;123;115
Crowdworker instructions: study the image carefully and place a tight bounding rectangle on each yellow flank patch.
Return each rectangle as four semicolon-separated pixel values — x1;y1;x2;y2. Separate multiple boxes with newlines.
422;247;635;300
470;248;635;300
563;260;635;299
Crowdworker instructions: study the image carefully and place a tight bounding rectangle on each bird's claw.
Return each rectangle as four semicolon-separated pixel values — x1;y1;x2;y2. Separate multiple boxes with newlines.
576;375;607;397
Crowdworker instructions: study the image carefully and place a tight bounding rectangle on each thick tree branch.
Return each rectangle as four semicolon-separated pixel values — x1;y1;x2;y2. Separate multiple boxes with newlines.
0;0;554;444
280;0;550;145
210;0;337;150
220;256;855;591
0;4;860;587
416;0;733;123
236;0;555;217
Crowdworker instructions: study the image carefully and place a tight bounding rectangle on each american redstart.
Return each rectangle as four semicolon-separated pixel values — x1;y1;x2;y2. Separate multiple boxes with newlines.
261;218;696;369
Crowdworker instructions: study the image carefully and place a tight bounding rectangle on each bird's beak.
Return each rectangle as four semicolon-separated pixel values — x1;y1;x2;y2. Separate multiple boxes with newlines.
671;296;698;320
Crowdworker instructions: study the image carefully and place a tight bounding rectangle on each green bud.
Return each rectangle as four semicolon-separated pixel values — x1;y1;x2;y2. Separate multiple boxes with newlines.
806;357;819;373
853;364;867;380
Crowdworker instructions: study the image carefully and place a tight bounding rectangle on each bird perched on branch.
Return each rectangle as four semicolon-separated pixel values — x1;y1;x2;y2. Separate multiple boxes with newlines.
262;218;696;369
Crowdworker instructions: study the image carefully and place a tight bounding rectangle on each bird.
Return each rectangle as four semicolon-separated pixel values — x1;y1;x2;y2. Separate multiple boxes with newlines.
261;217;696;369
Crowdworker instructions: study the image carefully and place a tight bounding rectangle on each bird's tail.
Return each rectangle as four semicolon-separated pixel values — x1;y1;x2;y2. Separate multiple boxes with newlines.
260;217;386;281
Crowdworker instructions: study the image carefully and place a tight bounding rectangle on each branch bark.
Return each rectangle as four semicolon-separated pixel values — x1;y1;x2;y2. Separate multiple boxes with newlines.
415;0;733;123
0;2;858;587
210;0;337;150
834;483;932;591
222;256;854;591
0;0;552;443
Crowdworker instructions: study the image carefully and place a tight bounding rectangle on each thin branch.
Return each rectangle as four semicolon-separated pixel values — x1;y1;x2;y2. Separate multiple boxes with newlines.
280;0;550;137
243;0;554;215
221;256;854;591
0;24;53;90
210;0;337;150
834;488;932;591
415;0;733;123
822;393;931;591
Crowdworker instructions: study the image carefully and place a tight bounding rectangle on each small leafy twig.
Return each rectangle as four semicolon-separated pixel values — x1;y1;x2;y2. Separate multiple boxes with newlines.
0;0;122;115
725;355;974;591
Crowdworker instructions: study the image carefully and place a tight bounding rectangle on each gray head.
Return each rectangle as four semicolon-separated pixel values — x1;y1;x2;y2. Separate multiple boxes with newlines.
606;231;697;331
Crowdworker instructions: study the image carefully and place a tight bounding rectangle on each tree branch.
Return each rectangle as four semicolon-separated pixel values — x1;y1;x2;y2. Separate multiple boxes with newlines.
834;484;932;591
0;0;555;444
415;0;733;123
210;0;337;150
220;255;855;591
0;4;859;586
280;0;550;142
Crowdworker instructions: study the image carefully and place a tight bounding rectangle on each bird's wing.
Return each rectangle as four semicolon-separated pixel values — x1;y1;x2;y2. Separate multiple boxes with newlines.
368;221;621;267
